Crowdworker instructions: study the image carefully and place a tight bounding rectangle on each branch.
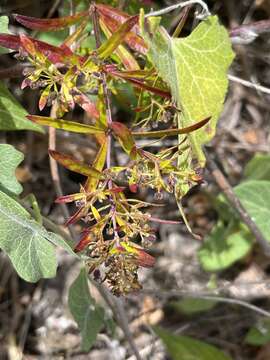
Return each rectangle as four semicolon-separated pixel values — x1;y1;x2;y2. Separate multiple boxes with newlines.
142;289;270;318
94;282;142;360
48;104;77;240
230;19;270;45
92;6;119;243
145;0;210;19
229;74;270;95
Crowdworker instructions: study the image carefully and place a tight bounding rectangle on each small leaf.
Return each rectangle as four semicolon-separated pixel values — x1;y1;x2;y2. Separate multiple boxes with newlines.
14;11;88;31
99;17;139;70
55;193;86;204
0;191;58;282
66;206;86;227
234;180;270;242
110;121;137;157
28;115;105;134
132;117;210;138
114;241;155;268
73;92;100;120
154;327;233;360
19;33;36;56
39;85;52;111
68;268;104;351
62;19;87;48
49;150;103;179
0;81;43;132
170;298;217;315
108;69;170;98
0;144;24;195
198;221;253;272
85;138;107;192
91;205;101;221
245;320;270;346
244;154;270;181
74;230;92;252
0;16;11;54
0;34;74;64
96;4;147;54
98;15;139;59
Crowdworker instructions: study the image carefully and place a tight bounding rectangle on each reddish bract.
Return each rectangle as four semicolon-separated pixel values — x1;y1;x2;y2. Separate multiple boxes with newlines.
96;4;148;54
14;11;88;31
0;34;74;64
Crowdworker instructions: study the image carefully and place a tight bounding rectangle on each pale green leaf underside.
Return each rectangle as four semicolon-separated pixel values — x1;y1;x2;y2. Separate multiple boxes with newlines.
155;327;232;360
0;190;58;282
0;144;24;195
0;81;43;132
141;15;234;165
0;16;10;54
68;269;104;352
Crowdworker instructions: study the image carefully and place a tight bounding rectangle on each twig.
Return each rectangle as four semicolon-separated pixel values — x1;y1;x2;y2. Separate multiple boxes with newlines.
149;216;181;225
94;282;142;360
92;6;118;242
114;298;143;360
207;157;270;256
145;0;210;19
230;19;270;45
142;289;270;318
46;0;62;19
229;74;270;95
18;285;42;354
91;8;141;360
48;104;77;240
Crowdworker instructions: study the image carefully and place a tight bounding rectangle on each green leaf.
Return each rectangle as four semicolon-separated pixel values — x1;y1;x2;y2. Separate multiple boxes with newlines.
0;190;58;282
170;298;217;315
244;154;270;181
0;144;24;195
141;14;234;166
49;150;103;179
85;138;107;192
154;327;233;360
234;180;270;242
132;117;210;138
47;230;76;257
110;121;136;156
98;15;139;59
0;16;10;54
0;82;43;132
99;17;140;70
37;29;69;47
245;320;270;346
198;221;253;272
27;115;105;134
68;268;104;352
